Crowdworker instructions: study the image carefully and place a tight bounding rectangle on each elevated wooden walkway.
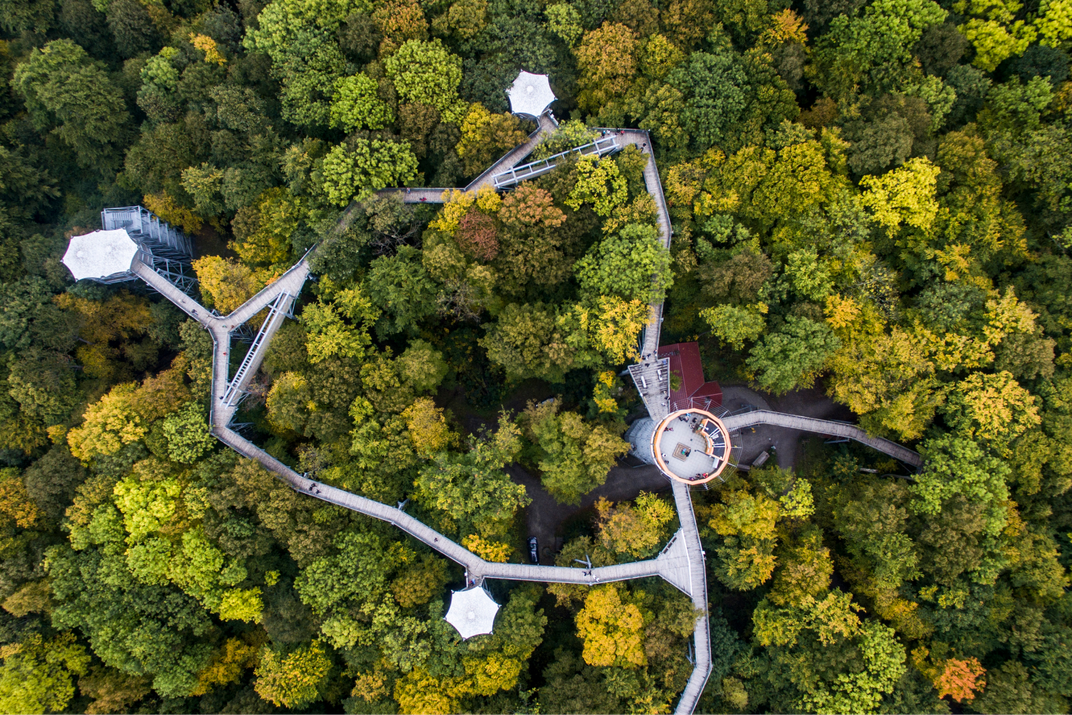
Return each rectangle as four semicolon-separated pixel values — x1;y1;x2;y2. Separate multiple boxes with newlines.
491;135;621;189
126;119;725;713
628;357;671;421
378;113;560;205
465;112;558;192
222;291;295;407
213;421;696;589
722;410;923;468
670;481;712;711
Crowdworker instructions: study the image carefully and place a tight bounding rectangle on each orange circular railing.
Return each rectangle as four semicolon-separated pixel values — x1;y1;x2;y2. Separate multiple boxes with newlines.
651;408;732;485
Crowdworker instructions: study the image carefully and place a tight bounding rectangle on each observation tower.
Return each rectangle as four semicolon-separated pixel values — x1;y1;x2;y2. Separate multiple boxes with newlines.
62;206;197;295
625;342;741;484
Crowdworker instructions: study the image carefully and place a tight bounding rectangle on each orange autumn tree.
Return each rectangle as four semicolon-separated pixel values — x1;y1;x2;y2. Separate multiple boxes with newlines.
935;657;986;703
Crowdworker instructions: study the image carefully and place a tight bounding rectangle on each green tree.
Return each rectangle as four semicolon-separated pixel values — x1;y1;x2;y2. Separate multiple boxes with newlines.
481;303;573;382
700;302;767;351
810;0;947;98
106;0;161;57
860;156;941;232
832;479;920;592
574;585;646;667
574;23;638;111
12;40;130;170
566;154;628;217
496;184;570;291
521;400;629;504
456;104;528;176
161;402;215;464
545;3;582;45
940;371;1040;448
384;39;463;117
330;73;394;131
669;48;750;150
6;349;77;425
796;621;906;713
254;640;332;708
47;542;215;697
320;139;419;206
0;633;90;715
595;492;675;558
243;0;362;128
398;340;449;393
911;433;1011;518
414;414;529;537
576;223;672;304
364;246;437;336
746;316;840;394
708;487;780;590
301;287;378;364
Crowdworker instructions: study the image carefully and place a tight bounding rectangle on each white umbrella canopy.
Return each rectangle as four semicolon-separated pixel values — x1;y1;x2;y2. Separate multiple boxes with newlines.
444;586;500;640
62;229;140;281
506;71;556;119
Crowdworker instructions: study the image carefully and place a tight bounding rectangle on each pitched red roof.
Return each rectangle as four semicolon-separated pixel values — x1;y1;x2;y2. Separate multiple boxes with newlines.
657;342;723;413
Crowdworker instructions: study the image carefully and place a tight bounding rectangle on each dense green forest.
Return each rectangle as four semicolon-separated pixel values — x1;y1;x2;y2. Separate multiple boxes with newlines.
0;0;1071;710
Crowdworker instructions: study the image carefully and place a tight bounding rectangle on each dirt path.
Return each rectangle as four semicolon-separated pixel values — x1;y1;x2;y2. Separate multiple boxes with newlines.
510;462;671;563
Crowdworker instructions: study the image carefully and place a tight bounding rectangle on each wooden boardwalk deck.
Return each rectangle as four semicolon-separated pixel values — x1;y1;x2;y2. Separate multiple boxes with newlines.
669;481;713;710
722;410;923;468
628;357;671;421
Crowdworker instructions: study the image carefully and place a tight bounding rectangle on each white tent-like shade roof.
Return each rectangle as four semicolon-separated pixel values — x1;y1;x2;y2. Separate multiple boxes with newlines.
444;586;500;640
62;229;140;281
506;71;556;119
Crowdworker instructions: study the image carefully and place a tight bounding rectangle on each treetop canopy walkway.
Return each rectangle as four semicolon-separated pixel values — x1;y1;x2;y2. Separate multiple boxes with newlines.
68;89;923;714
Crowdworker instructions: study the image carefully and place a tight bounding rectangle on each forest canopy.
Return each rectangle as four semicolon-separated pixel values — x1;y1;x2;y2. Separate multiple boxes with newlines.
0;0;1070;712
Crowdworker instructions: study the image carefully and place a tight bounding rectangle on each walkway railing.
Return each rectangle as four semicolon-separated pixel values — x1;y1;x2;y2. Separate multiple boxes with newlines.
222;291;292;407
492;135;621;189
722;410;923;468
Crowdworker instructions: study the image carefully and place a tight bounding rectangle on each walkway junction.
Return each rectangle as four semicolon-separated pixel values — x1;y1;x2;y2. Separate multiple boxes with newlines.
63;71;922;715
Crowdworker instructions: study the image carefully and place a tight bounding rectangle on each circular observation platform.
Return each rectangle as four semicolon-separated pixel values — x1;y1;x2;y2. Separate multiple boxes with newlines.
651;409;732;485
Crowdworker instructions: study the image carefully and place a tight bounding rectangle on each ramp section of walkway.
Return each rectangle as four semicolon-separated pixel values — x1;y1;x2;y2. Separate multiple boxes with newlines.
657;530;694;596
722;410;923;468
379;113;561;205
466;112;558;192
222;291;295;408
492;135;621;189
224;257;311;326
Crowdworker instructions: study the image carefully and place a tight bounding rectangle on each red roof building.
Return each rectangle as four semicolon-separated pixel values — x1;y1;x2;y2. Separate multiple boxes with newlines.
657;342;723;413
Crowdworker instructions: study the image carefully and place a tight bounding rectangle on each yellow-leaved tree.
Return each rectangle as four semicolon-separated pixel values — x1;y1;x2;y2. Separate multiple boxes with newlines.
574;584;647;667
254;640;332;708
